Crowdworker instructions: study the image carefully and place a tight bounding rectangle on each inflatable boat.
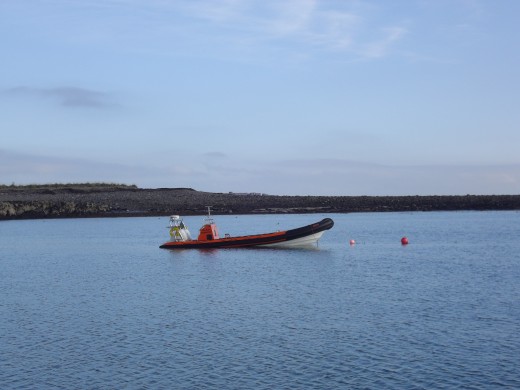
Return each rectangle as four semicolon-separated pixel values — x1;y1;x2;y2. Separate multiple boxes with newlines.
159;210;334;249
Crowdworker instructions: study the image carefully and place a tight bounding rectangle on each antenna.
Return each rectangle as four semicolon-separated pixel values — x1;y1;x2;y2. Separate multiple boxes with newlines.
204;206;214;224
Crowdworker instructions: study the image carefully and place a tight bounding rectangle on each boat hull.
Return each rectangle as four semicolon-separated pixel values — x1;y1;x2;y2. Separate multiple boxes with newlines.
160;218;334;249
260;230;325;248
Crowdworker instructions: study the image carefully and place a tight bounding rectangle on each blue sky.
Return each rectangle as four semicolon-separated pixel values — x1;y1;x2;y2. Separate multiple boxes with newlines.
1;0;519;195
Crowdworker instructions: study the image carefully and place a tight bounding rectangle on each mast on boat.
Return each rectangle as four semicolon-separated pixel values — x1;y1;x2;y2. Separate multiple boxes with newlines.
204;206;214;224
198;206;219;240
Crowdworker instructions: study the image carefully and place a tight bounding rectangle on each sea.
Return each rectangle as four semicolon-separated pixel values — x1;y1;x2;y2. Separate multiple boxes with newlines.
1;211;519;389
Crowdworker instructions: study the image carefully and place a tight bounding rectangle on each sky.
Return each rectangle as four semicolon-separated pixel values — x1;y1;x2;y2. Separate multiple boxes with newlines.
1;0;519;195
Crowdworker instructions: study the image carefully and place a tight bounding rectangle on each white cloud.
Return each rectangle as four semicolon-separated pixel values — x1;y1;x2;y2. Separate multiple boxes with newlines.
361;26;408;59
312;10;359;50
263;0;316;36
44;0;403;60
176;1;406;60
181;0;248;24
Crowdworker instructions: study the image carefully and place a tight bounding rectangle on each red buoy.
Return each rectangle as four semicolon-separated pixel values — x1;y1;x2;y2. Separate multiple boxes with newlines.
401;236;409;245
349;239;356;246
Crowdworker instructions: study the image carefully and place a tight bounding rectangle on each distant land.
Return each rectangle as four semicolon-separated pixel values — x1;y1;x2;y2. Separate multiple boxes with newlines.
1;183;520;220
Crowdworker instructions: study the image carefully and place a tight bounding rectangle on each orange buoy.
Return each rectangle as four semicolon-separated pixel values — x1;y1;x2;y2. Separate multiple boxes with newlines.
349;239;356;245
401;236;409;245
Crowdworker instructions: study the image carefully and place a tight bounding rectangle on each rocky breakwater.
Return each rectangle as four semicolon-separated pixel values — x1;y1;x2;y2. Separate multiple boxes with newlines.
1;184;520;220
0;184;132;219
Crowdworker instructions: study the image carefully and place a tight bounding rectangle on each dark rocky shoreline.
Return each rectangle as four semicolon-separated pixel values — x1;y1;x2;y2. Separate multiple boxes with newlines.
1;184;520;220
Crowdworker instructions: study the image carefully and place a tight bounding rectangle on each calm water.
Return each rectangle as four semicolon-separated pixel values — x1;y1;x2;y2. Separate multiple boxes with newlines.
1;212;519;389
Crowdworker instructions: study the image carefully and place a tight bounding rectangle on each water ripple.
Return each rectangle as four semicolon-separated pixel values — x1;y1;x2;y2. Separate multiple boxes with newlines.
1;212;520;388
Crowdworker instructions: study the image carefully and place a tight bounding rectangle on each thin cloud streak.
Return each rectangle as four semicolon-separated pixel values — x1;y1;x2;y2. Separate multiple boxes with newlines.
3;150;518;196
4;86;112;108
0;150;148;185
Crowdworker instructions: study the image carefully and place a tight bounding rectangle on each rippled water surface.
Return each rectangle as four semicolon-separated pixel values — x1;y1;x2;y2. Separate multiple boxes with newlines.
1;212;520;389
